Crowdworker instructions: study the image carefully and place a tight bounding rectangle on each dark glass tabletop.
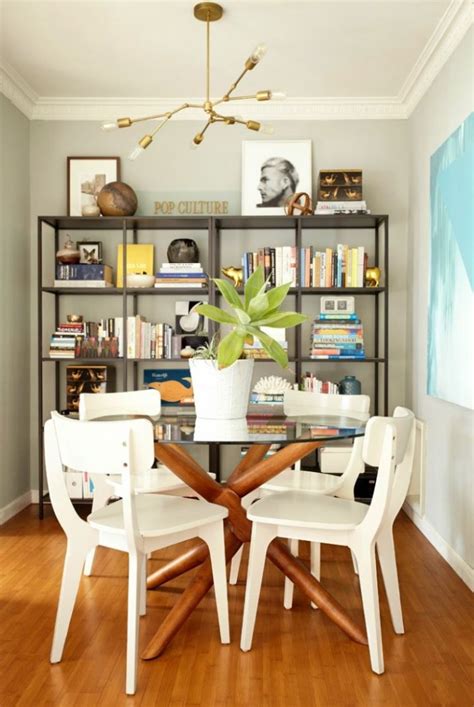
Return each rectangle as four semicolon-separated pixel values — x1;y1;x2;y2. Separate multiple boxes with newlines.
150;412;367;445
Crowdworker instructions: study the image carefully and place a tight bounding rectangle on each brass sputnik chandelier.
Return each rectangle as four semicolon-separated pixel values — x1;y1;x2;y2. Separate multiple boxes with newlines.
101;2;284;159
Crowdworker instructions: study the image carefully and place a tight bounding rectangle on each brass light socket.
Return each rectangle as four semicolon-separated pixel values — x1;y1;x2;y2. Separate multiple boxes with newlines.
193;133;204;145
246;120;260;132
256;90;271;101
139;135;153;149
117;117;132;128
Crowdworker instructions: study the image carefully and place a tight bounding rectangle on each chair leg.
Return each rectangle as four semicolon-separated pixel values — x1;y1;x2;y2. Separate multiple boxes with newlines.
310;542;321;610
229;545;243;585
83;475;112;577
241;523;276;652
354;544;384;674
283;538;299;609
200;523;230;645
377;528;404;634
126;552;142;695
139;553;147;617
50;542;89;663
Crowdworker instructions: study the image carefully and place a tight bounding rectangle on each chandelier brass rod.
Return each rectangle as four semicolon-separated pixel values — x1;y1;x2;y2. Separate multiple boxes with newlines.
206;12;211;103
221;67;249;101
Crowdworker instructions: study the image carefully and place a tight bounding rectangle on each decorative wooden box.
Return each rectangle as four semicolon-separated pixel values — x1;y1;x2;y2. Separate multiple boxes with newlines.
318;169;363;201
66;365;114;412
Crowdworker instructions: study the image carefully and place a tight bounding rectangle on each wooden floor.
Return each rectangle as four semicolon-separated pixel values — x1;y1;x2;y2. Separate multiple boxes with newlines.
0;507;472;706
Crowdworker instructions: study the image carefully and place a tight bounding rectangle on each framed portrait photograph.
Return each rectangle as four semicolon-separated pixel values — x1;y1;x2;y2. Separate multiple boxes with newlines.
67;156;120;216
241;140;312;215
77;241;103;264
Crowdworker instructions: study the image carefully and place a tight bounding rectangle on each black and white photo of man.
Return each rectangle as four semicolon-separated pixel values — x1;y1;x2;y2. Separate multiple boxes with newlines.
257;157;299;207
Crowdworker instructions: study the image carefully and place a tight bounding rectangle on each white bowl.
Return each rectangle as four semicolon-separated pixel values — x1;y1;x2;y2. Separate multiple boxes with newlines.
126;274;155;288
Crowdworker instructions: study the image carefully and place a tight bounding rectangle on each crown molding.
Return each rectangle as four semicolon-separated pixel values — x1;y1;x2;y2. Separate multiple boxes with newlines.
400;0;473;116
1;2;472;123
30;95;407;121
0;62;37;119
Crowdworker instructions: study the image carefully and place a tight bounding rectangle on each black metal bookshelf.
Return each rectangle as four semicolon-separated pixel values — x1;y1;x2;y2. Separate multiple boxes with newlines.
37;214;389;517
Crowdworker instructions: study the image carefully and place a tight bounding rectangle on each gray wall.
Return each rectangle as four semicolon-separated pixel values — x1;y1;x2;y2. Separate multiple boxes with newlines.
0;94;31;512
29;119;409;485
407;28;473;568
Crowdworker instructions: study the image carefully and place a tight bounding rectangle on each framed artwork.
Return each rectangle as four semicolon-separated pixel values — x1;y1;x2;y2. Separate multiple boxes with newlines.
67;156;120;216
241;140;312;215
76;241;103;264
427;113;473;410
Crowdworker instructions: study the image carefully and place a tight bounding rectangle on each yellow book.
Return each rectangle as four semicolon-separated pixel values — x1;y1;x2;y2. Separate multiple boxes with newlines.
116;244;154;287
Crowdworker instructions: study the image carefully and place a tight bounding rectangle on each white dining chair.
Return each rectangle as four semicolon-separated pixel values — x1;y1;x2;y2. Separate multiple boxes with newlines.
240;407;415;675
229;389;370;597
79;389;215;575
45;411;229;695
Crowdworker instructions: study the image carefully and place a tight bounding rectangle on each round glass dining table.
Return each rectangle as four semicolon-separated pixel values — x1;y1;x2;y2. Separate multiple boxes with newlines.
109;411;369;659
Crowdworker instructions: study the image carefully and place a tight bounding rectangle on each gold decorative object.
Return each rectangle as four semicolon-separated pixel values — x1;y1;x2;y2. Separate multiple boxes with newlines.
222;265;243;287
102;3;285;159
284;192;313;216
365;266;381;287
321;174;337;185
66;314;83;323
345;188;359;199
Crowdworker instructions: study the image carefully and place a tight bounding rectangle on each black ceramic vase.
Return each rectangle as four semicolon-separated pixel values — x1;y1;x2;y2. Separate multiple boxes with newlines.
167;238;199;263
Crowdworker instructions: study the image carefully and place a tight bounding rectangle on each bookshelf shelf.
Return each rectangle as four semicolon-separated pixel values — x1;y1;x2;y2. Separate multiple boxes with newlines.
38;213;389;518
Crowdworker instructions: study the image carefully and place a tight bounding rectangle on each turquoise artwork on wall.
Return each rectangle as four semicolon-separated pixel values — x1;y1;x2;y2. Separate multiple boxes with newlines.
427;112;473;409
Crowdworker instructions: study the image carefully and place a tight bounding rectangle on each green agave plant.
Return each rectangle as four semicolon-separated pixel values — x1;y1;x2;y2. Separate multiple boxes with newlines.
195;266;307;369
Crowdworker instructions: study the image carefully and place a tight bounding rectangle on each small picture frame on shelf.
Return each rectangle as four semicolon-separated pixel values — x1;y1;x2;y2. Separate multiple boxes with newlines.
67;156;120;216
241;140;312;216
77;241;103;264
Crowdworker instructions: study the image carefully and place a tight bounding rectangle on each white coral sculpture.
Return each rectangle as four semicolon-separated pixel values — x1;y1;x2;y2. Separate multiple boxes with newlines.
253;376;293;395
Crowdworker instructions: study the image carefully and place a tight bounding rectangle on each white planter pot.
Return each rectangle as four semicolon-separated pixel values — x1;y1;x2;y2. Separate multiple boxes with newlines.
189;358;254;420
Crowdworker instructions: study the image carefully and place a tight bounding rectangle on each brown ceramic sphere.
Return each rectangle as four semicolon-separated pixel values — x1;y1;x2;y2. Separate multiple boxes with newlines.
97;181;138;216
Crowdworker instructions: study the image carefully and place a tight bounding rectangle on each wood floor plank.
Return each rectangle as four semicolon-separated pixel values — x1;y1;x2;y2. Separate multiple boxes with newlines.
0;507;472;706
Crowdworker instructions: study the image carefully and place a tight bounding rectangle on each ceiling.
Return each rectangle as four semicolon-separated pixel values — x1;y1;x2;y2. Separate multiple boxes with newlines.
0;0;472;120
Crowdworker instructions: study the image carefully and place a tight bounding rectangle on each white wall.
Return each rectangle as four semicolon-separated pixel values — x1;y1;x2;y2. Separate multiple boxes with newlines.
407;28;473;578
0;95;31;520
29;119;409;487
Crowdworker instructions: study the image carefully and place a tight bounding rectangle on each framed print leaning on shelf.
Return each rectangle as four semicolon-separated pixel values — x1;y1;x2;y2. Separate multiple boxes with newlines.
241;140;312;215
67;156;120;216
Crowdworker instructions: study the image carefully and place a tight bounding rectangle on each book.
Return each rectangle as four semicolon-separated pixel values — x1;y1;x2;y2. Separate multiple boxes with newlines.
155;272;206;278
116;244;154;287
54;280;114;288
55;264;113;282
144;369;194;406
154;283;206;288
160;263;203;272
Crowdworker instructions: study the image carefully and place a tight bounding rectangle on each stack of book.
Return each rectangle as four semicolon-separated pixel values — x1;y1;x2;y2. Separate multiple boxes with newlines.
315;200;370;215
301;372;339;394
300;245;368;287
310;312;365;360
54;263;114;288
242;247;297;287
49;320;85;358
154;262;207;288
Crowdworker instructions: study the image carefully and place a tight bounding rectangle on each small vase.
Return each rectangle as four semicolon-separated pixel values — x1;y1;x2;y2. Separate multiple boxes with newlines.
338;375;361;395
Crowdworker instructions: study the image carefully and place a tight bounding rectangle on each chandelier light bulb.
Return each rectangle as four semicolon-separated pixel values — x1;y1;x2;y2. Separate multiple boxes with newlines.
101;121;118;131
250;43;267;64
258;122;275;135
128;145;145;161
270;91;286;101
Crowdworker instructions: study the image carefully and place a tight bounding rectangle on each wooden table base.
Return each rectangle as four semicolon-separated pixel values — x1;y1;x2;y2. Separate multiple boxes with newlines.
143;441;367;659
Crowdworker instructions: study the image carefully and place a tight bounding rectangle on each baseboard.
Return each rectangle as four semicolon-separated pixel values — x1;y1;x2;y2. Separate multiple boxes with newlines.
0;490;34;525
403;502;474;591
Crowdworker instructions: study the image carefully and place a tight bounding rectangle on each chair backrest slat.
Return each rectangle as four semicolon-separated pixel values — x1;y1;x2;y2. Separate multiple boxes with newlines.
360;407;415;537
51;411;155;476
79;389;161;422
